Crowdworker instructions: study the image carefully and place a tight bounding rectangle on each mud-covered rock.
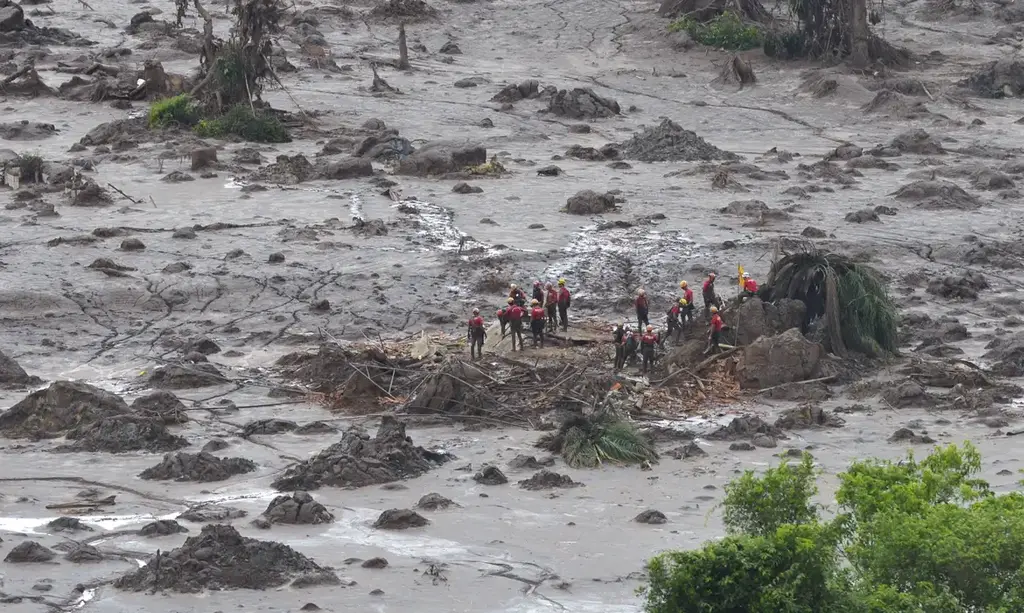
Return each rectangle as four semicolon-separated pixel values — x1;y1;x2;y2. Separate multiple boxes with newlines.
491;79;541;103
395;141;486;176
737;329;823;389
58;416;188;453
318;156;373;180
888;428;936;444
130;391;188;424
720;199;791;222
774;405;845;430
984;333;1024;377
452;181;483;194
46;517;93;533
114;524;326;593
472;465;508;485
148;364;228;389
959;60;1024;98
882;381;937;408
546;87;620;119
634;510;667;524
247;154;316;184
971;169;1015;190
0;3;25;32
139;519;188;537
178;503;247;523
617;118;737;162
845;208;880;223
564;189;617;214
731;297;806;346
373;508;428;529
507;454;555;470
416;493;457;510
890;129;946;155
257;492;334;527
294;421;338;435
665;442;707;459
139;451;257;482
730;441;756;451
5;541;55;563
0;349;42;388
926;272;988;299
0;380;129;438
65;543;104;563
0;120;55;140
518;469;582;490
242;418;298;437
271;416;450;491
708;415;784;441
362;556;389;568
891;180;980;210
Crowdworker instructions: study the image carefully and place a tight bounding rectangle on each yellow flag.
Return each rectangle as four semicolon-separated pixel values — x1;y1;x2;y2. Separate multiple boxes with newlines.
738;265;745;287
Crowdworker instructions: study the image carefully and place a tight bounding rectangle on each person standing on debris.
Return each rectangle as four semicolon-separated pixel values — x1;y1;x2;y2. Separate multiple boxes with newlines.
530;299;547;348
705;306;724;355
507;299;526;351
497;298;513;338
557;278;571;331
467;308;486;359
640;325;659;374
509;283;527;307
624;329;640;367
635;288;650;330
740;272;759;300
545;282;558;332
613;323;628;370
680;281;695;325
532;281;545;305
702;273;722;320
667;299;683;342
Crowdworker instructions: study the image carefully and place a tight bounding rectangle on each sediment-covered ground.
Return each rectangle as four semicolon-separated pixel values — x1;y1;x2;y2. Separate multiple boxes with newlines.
3;0;1024;611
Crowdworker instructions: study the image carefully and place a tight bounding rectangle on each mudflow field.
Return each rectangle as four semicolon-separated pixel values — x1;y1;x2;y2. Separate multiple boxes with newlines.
2;0;1024;611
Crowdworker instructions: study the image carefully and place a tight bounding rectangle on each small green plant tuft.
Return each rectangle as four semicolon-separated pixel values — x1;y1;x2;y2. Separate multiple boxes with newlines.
668;11;762;51
193;105;291;143
536;406;658;468
14;153;45;183
148;94;200;129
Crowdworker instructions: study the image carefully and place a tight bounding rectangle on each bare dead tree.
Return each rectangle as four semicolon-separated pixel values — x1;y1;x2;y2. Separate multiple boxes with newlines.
397;23;410;70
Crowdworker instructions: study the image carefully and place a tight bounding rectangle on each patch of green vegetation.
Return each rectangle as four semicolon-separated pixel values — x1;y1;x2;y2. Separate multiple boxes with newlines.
148;94;200;129
536;406;658;468
14;153;45;183
668;11;762;51
193;105;291;143
642;444;1024;613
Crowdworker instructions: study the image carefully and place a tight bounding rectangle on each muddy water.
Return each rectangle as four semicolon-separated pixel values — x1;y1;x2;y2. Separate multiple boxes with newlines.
4;0;1024;610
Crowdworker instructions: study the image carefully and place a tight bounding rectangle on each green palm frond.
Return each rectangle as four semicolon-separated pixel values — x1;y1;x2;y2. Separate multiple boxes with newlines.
538;411;658;469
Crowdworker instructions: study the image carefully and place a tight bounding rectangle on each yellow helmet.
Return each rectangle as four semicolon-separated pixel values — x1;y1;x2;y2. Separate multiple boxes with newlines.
558;278;566;285
506;297;514;304
710;306;719;314
679;280;688;288
679;298;687;306
531;298;539;305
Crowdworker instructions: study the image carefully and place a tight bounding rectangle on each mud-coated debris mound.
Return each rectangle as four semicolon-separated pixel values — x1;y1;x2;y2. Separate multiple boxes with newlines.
617;119;737;162
892;179;980;210
257;492;334;527
416;493;458;510
46;517;93;533
926;271;988;299
473;465;508;485
959;60;1024;98
5;541;56;563
395;141;486;177
708;415;784;441
983;333;1024;377
0;380;129;438
242;418;298;437
131;391;188;424
114;524;326;593
373;508;429;530
507;454;555;470
889;129;946;155
139;451;257;482
271;416;450;491
491;79;542;103
148;364;228;389
888;428;936;444
634;510;667;525
666;442;707;459
518;469;583;490
0;349;42;389
178;503;248;523
59;416;189;453
737;329;823;390
362;557;389;568
295;421;339;435
546;87;620;119
139;520;188;537
731;297;806;346
65;543;104;563
564;189;617;214
774;405;845;430
248;154;316;185
367;0;438;22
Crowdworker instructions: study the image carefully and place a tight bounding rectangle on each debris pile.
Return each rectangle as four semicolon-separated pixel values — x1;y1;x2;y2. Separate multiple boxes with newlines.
0;349;42;388
0;380;129;439
564;189;618;214
254;492;334;528
139;451;257;482
130;391;189;424
114;524;327;592
58;416;189;453
270;416;449;490
546;87;620;119
737;329;823;389
617;119;738;162
367;0;439;23
518;470;583;490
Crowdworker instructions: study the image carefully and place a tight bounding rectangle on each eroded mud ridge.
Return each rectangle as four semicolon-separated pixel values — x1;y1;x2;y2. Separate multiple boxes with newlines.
3;0;1024;610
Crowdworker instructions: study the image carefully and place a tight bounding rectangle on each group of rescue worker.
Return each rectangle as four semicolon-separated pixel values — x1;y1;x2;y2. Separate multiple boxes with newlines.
466;270;762;371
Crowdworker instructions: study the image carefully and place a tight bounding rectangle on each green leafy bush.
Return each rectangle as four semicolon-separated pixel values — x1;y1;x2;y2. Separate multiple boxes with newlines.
668;11;762;51
148;94;200;129
642;443;1024;613
193;105;291;143
536;408;657;468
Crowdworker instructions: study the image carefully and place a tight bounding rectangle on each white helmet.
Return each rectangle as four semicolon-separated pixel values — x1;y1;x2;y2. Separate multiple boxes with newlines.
742;272;751;279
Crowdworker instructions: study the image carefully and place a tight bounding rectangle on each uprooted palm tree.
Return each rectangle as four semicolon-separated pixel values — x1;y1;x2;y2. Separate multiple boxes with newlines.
762;245;898;358
536;406;658;469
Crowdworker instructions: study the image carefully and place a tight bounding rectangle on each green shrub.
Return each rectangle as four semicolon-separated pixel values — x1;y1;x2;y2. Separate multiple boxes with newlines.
13;153;45;183
193;105;291;143
668;11;762;51
148;94;200;129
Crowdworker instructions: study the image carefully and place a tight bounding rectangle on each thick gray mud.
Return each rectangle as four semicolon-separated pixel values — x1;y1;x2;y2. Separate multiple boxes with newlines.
3;0;1024;611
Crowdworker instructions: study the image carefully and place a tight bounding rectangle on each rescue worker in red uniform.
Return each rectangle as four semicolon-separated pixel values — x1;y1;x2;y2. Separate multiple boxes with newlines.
706;306;724;355
666;299;684;342
467;308;486;359
529;299;546;348
509;284;527;308
557;278;571;331
496;297;513;337
702;273;722;320
545;283;558;333
680;281;695;325
532;281;544;305
507;300;526;351
640;325;659;374
741;272;759;300
635;288;650;330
